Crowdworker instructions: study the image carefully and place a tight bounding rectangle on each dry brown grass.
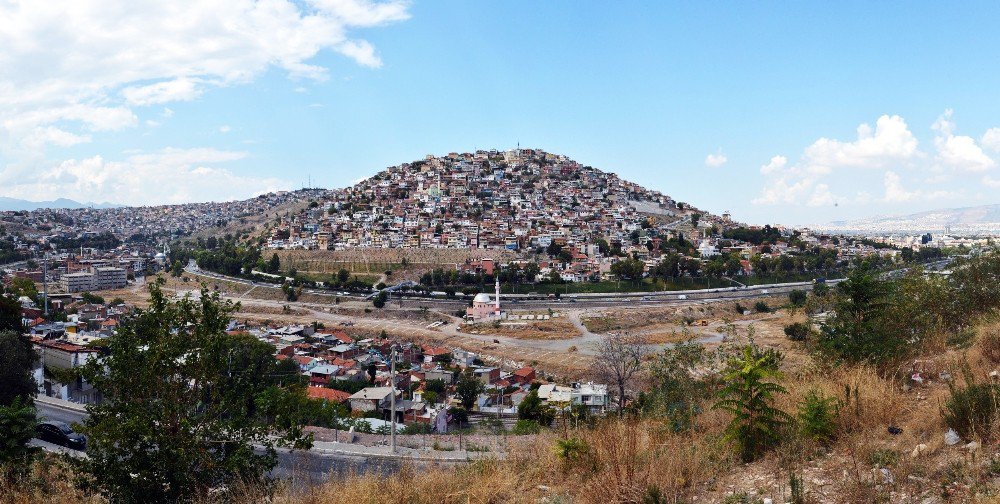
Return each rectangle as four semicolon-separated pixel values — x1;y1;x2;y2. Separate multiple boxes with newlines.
276;419;728;504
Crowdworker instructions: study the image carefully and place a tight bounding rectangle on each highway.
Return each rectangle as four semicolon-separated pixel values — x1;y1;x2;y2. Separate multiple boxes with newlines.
185;261;841;311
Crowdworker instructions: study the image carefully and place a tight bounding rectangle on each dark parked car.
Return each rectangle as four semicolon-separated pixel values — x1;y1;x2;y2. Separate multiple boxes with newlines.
35;421;87;451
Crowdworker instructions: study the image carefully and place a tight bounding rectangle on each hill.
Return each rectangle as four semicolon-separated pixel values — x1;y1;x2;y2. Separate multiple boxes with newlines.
821;204;1000;235
297;148;728;251
0;196;120;211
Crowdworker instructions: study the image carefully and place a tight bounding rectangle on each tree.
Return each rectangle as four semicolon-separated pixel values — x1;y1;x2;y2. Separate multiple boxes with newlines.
267;253;281;274
455;371;484;410
0;330;38;477
788;289;807;307
610;258;645;282
372;291;388;309
522;262;540;283
0;396;37;475
337;268;350;284
170;259;184;277
818;269;902;366
0;331;38;407
80;292;105;305
712;345;791;463
595;332;648;411
517;389;554;427
645;340;708;431
78;280;311;503
0;294;24;334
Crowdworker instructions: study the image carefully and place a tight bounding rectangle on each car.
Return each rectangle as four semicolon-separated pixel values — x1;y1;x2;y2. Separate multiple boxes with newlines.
677;294;688;300
761;289;769;294
35;421;86;451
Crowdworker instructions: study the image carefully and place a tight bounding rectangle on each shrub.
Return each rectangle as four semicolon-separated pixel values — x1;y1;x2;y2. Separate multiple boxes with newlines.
713;345;791;462
788;289;807;307
734;302;747;314
753;301;770;313
400;423;433;435
797;389;838;443
553;437;589;464
783;322;810;342
511;419;540;435
980;328;1000;364
942;370;1000;441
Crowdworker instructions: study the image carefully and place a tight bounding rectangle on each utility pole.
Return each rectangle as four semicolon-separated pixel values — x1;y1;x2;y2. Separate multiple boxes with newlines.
389;345;397;454
42;252;49;317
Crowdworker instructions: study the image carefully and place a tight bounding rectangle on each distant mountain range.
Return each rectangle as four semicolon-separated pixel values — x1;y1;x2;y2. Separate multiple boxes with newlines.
820;204;1000;235
0;197;121;211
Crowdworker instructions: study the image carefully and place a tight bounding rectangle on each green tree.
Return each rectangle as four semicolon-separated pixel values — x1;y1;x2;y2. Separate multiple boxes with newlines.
645;340;708;431
818;269;903;366
0;396;38;475
170;259;184;277
0;330;38;477
788;289;807;307
517;389;554;427
0;331;38;406
337;268;350;284
713;345;792;463
80;292;105;305
610;258;645;282
797;389;838;444
372;291;388;309
455;371;484;410
267;253;281;274
78;280;311;503
0;293;22;332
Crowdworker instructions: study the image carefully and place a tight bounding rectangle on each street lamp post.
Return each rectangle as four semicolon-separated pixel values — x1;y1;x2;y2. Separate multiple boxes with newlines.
389;345;397;454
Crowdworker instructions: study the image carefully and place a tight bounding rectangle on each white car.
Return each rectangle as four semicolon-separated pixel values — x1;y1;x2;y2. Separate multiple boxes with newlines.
677;294;688;300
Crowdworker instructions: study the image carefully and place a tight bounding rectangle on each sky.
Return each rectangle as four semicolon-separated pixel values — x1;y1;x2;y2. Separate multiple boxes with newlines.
2;1;1000;226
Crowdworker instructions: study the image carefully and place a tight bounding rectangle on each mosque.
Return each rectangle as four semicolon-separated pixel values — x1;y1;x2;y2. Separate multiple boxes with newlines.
466;277;503;321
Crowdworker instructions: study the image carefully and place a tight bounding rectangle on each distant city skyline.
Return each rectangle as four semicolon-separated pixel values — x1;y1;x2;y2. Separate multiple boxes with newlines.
3;1;1000;226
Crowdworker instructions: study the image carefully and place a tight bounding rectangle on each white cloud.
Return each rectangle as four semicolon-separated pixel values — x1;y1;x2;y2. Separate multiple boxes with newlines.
759;155;787;175
983;175;1000;188
122;78;203;106
0;0;409;162
882;170;955;203
883;171;915;203
982;128;1000;152
932;110;995;172
704;151;727;168
0;147;289;205
802;114;918;171
219;125;232;133
751;113;981;209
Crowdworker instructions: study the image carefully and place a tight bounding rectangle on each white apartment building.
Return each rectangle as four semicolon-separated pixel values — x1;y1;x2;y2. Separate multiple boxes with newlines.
94;267;127;290
60;267;127;293
61;272;95;293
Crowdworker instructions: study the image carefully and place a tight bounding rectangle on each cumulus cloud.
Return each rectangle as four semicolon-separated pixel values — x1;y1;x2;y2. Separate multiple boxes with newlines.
803;115;919;172
704;151;727;168
753;112;992;209
932;110;995;172
0;0;409;200
0;147;289;205
982;128;1000;152
759;155;787;175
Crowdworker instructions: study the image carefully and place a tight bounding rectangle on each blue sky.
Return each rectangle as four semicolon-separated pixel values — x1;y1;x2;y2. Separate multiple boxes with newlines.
2;1;1000;225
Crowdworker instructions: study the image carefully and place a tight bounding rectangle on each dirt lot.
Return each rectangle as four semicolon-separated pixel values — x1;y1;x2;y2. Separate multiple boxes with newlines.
459;317;582;340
